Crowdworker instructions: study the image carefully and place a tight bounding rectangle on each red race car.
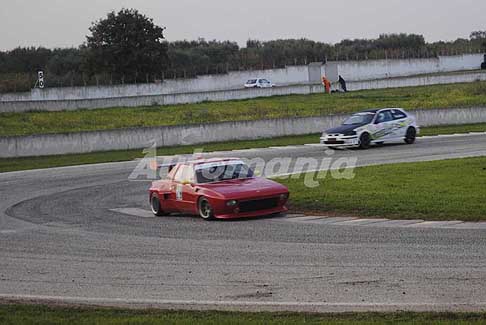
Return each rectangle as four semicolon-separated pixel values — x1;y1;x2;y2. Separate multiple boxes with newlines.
149;158;289;220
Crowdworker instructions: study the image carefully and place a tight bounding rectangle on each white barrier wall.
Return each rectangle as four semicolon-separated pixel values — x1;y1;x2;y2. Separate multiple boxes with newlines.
1;107;485;158
329;54;484;81
332;58;439;81
439;54;484;72
0;65;310;102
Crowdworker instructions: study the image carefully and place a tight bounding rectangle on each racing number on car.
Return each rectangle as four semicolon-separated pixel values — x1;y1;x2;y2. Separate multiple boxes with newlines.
176;184;183;201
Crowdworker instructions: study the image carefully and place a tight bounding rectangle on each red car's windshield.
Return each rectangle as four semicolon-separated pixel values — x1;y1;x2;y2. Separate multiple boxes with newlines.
196;163;254;184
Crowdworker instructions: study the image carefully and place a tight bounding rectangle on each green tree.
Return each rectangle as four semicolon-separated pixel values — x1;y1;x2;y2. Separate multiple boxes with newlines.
84;8;168;82
470;31;486;40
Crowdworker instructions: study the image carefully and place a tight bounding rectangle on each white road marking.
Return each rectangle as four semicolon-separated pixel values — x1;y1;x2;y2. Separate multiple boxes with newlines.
268;145;306;150
284;216;324;222
110;208;155;218
1;294;486;312
405;221;464;228
278;214;306;219
428;133;485;139
443;222;486;229
0;230;16;234
231;148;263;153
367;219;425;227
333;218;389;226
283;216;357;225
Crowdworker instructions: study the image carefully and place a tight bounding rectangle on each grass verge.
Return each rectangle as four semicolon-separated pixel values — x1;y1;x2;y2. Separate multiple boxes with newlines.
279;157;486;222
1;81;486;137
1;123;486;174
1;304;486;325
419;122;486;136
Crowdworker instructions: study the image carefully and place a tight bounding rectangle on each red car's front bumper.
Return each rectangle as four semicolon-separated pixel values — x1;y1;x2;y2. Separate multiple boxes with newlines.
214;205;288;219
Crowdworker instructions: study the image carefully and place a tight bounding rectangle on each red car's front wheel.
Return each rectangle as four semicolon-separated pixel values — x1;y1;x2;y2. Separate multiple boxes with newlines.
198;197;214;220
150;193;165;217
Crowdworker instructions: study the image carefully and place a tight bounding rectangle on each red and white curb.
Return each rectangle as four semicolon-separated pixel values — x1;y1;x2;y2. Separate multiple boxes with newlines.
110;208;486;230
279;214;486;230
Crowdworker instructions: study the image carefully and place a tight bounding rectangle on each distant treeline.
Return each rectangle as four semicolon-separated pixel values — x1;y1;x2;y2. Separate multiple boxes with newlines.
1;32;485;93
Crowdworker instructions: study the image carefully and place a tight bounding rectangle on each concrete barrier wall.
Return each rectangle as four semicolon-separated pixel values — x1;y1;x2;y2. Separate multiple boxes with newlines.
347;70;486;91
0;65;310;102
331;54;484;81
439;54;485;72
333;58;439;81
1;107;486;158
414;107;486;127
1;71;485;113
0;84;322;112
1;54;484;104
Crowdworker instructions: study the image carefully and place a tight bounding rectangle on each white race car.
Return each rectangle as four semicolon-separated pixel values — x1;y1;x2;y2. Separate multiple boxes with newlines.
320;108;419;149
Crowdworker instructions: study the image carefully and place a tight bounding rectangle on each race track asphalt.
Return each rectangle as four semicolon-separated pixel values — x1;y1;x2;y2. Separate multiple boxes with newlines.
0;134;486;312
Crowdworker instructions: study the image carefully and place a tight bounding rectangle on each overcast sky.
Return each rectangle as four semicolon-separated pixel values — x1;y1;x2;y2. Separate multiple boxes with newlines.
1;0;485;50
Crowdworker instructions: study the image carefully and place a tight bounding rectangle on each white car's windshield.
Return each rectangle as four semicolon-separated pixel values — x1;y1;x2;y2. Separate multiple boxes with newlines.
195;162;254;184
246;79;257;84
343;113;375;125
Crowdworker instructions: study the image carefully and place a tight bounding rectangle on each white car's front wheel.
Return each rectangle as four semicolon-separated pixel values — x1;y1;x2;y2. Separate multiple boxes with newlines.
359;133;371;149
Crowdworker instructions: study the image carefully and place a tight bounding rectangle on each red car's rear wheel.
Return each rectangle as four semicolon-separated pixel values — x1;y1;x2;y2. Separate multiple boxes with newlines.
198;197;214;220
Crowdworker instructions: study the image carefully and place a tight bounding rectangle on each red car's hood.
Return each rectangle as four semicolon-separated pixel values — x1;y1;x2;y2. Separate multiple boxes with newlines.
197;177;288;199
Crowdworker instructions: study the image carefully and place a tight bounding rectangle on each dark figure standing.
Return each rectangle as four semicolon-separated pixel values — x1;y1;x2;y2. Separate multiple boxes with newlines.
338;75;347;92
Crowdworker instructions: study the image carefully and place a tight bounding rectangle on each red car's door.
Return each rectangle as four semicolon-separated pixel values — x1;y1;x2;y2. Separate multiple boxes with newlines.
156;181;177;213
180;183;199;214
170;164;198;214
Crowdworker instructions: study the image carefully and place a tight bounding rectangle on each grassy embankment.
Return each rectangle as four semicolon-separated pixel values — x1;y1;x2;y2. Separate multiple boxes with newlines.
279;157;486;222
1;81;486;137
1;304;486;325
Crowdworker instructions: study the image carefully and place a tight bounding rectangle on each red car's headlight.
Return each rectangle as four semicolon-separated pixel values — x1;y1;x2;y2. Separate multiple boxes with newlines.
226;200;238;207
280;193;289;200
